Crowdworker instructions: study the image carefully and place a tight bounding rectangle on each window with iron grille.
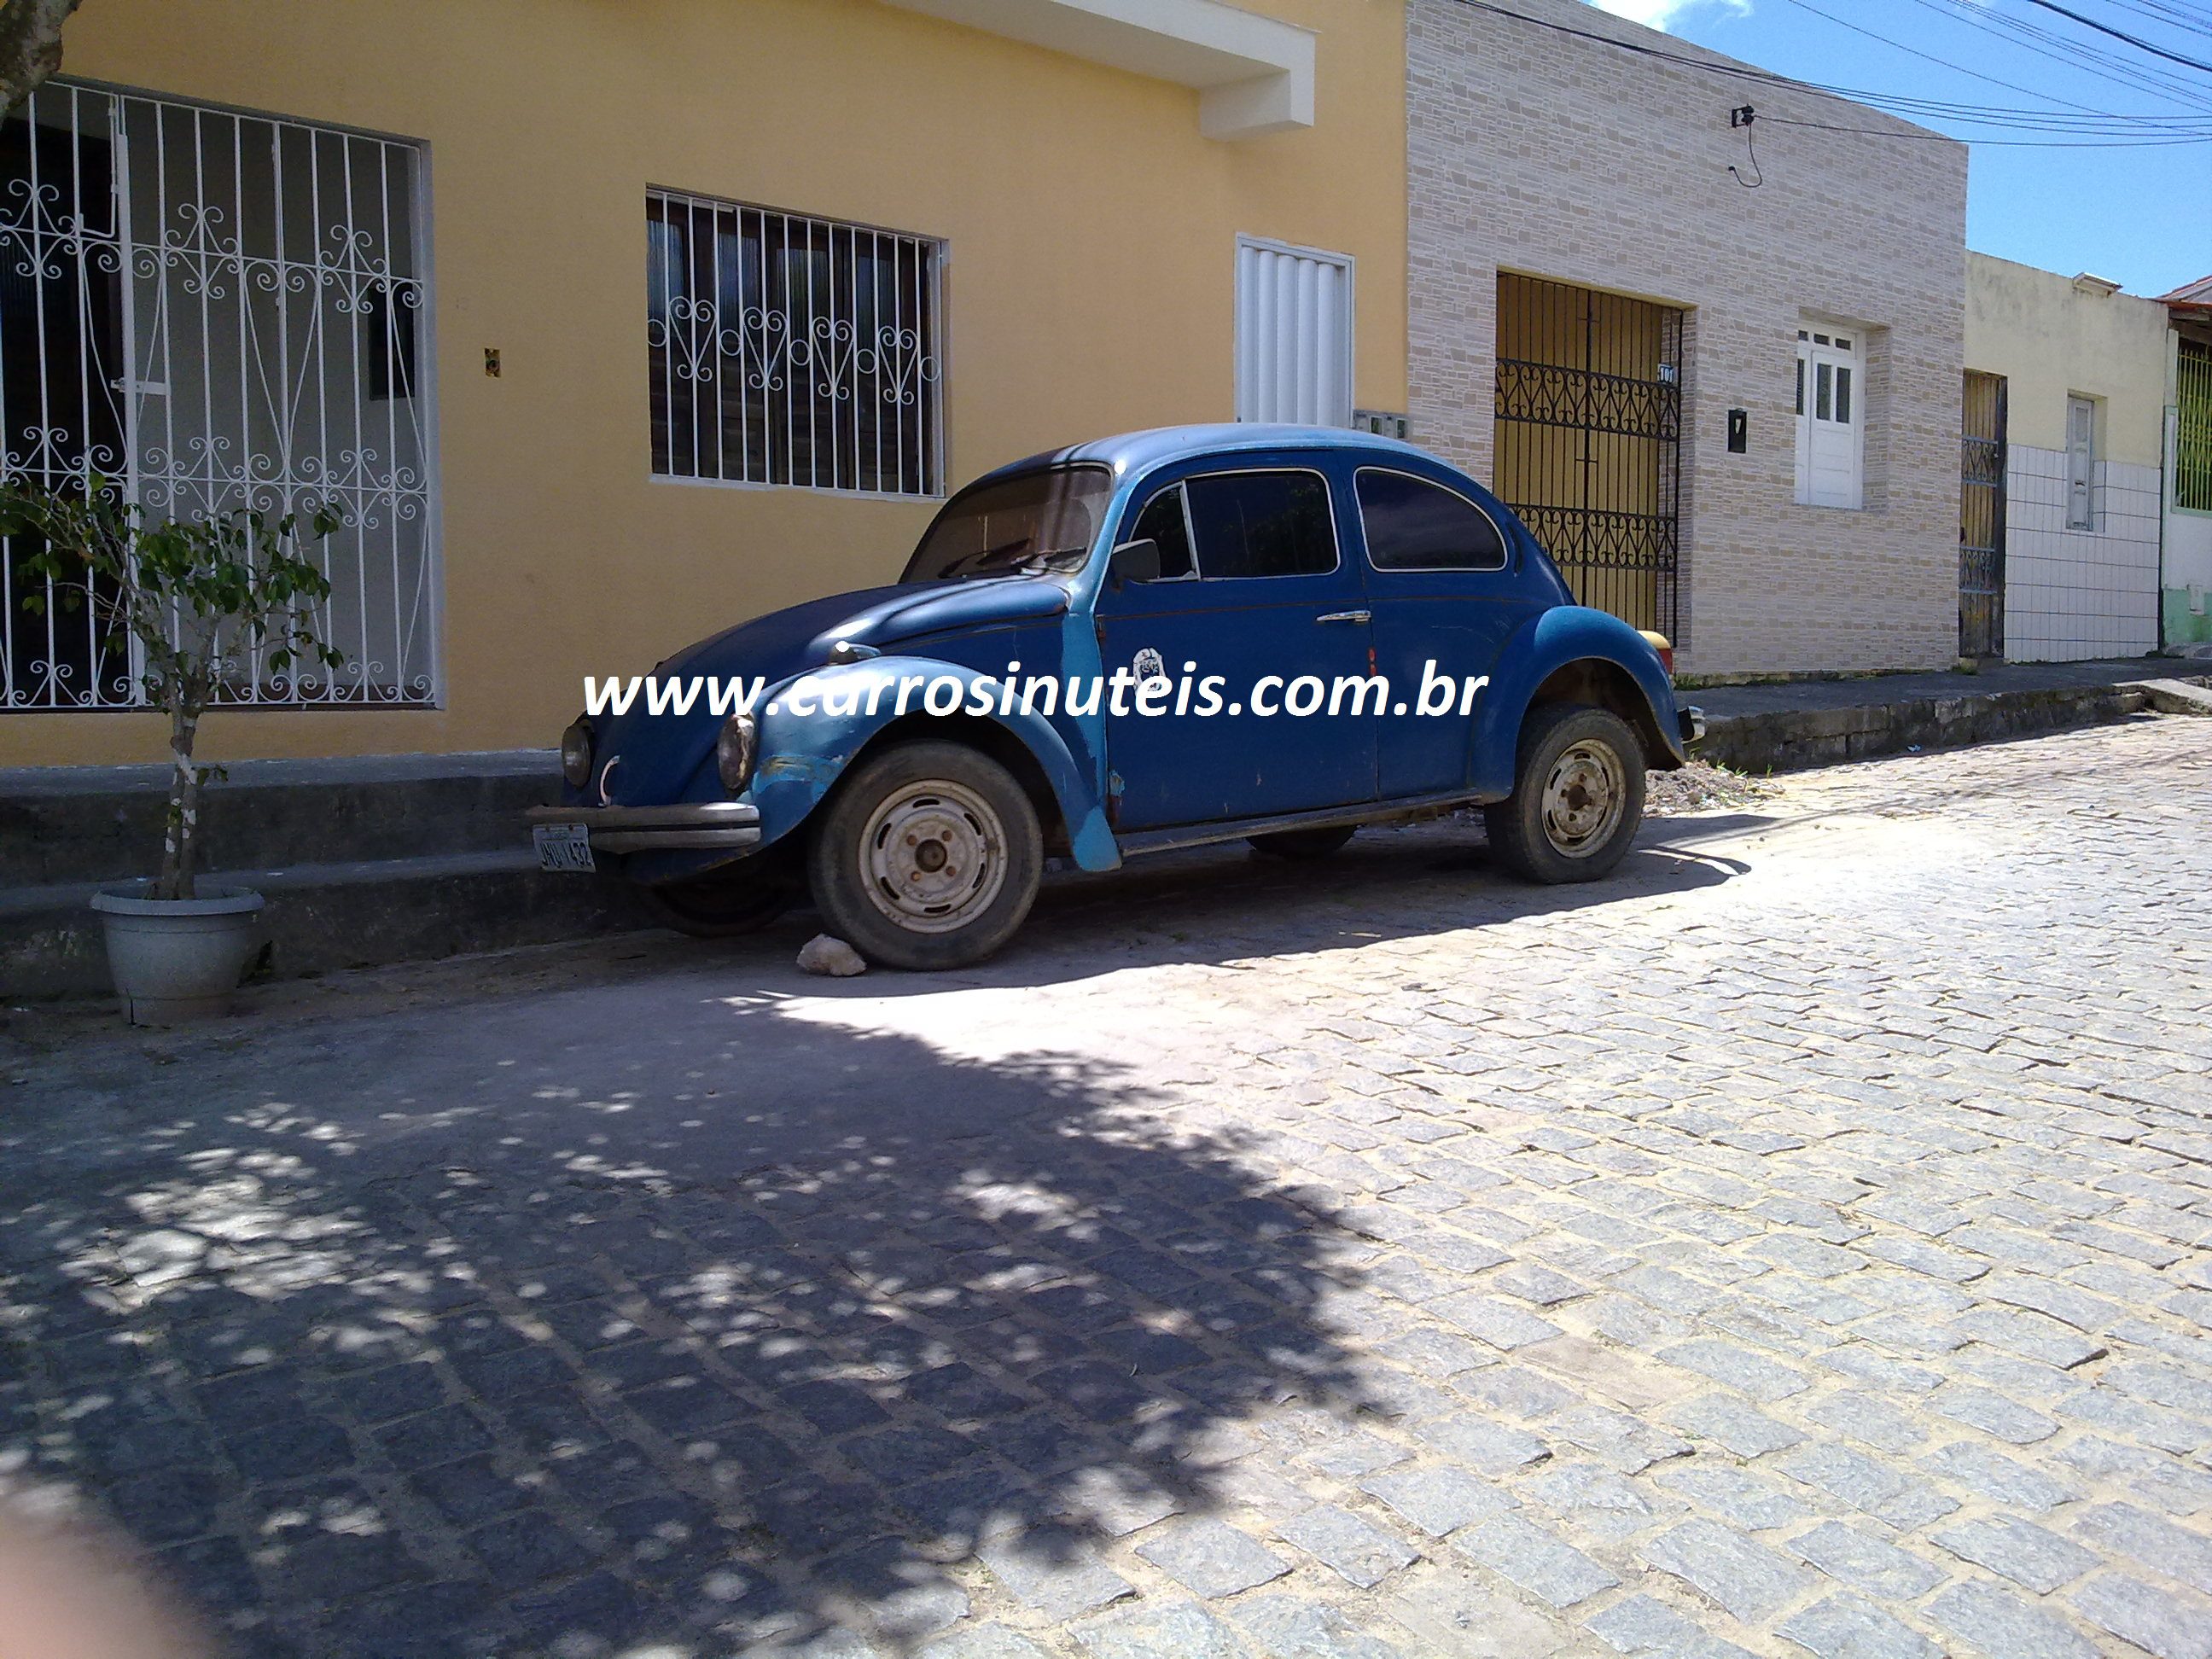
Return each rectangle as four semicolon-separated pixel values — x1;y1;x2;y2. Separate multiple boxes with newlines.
647;190;942;498
2179;339;2211;514
1;80;435;712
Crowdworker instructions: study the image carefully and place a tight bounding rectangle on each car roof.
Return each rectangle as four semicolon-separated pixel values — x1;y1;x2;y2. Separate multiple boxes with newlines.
967;423;1435;491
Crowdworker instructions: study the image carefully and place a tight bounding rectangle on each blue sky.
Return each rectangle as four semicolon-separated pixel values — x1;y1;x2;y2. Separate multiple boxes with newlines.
1587;0;2212;296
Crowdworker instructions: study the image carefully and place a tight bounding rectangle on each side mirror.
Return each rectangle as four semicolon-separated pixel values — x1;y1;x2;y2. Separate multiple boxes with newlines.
1109;538;1162;588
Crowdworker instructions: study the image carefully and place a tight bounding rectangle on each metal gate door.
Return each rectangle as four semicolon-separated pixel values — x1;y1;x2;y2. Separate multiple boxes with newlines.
1494;274;1681;639
1959;370;2007;661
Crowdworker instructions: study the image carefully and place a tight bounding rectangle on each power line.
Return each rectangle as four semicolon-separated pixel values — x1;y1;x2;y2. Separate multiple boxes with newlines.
1772;0;2121;118
1899;0;2212;114
2017;0;2212;73
1440;0;2212;143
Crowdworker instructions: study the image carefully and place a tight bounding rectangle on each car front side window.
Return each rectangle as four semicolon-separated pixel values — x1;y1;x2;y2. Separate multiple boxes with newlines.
1183;470;1337;579
1128;484;1197;581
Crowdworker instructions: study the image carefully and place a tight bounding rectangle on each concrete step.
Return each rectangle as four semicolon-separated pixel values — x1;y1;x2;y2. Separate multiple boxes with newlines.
0;750;560;888
1;849;627;1001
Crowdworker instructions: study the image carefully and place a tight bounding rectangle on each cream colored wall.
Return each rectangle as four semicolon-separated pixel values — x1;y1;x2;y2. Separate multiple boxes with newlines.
3;0;1406;767
1965;251;2170;463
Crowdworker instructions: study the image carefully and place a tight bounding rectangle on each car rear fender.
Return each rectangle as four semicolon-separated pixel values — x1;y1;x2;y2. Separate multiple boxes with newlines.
1470;608;1687;797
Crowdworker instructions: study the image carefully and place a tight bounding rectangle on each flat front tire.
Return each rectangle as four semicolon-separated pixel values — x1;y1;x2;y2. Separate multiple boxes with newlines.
807;741;1043;970
1483;703;1645;884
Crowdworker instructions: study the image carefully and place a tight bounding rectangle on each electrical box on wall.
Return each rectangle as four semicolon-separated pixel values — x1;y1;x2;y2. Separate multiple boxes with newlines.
1354;409;1409;440
1727;408;1748;453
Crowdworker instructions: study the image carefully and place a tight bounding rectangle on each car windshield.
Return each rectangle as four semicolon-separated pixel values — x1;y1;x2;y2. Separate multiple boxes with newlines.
903;465;1113;583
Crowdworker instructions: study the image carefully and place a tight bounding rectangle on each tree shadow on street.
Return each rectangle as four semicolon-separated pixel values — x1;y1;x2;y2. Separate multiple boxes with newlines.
1;986;1400;1657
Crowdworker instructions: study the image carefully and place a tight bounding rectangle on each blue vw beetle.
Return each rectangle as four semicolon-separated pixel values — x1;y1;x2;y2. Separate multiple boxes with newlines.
527;424;1702;969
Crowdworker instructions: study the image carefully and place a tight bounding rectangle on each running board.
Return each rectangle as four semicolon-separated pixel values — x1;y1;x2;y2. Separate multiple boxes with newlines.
1114;787;1499;860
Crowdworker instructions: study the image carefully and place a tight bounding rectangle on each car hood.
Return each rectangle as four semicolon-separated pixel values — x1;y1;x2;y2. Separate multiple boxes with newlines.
659;575;1069;684
584;576;1070;805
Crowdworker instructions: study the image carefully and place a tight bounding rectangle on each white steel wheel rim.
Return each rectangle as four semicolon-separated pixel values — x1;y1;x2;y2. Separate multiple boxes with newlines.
858;778;1010;934
1541;738;1627;857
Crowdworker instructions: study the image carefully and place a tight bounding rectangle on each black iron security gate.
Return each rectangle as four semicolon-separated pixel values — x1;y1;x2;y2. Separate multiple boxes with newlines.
1959;370;2008;661
1494;274;1682;639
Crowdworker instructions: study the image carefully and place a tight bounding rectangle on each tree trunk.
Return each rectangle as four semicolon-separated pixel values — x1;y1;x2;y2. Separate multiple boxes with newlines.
0;0;82;117
157;698;201;902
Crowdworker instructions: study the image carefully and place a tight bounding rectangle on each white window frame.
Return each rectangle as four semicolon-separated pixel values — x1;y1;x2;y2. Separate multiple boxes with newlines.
1794;323;1864;511
2066;393;2098;531
1234;234;1354;428
0;79;442;712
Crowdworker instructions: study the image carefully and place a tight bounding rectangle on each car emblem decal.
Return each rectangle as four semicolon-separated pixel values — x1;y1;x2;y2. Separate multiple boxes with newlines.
597;755;622;806
1132;647;1166;683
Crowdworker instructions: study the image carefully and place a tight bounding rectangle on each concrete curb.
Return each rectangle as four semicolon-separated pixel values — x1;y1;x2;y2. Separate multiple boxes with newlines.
1695;678;2205;775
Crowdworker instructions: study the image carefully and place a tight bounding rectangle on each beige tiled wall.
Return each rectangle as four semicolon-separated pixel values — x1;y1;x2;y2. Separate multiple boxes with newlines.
1406;0;1969;674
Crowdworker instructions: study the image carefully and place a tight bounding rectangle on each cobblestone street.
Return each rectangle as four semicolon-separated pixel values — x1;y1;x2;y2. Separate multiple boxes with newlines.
3;717;2209;1659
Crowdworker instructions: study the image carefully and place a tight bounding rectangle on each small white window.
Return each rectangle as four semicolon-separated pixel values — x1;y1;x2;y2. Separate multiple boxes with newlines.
1235;236;1353;427
2066;395;2097;531
1795;325;1863;509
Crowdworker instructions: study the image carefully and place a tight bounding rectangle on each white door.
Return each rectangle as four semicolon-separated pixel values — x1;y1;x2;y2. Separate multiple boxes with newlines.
1235;236;1353;427
2066;396;2096;530
1795;328;1862;509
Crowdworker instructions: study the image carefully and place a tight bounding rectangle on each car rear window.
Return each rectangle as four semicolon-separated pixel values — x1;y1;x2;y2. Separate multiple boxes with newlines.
1355;469;1508;572
1184;470;1336;579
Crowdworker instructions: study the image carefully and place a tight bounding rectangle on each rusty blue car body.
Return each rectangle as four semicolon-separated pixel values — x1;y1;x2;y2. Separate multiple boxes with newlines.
530;423;1698;963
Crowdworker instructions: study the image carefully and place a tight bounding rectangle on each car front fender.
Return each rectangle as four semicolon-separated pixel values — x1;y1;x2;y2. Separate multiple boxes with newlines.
1470;607;1687;798
744;656;1121;871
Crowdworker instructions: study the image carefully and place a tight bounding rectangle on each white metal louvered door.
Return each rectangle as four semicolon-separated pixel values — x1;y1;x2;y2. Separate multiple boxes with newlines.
1234;236;1353;428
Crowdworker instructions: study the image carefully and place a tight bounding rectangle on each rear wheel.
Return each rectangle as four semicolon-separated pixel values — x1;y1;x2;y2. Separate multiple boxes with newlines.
807;740;1043;969
1483;703;1645;883
633;869;793;938
1248;824;1357;860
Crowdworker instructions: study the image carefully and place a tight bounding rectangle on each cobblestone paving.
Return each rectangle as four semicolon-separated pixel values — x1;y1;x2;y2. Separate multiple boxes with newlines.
3;717;2210;1658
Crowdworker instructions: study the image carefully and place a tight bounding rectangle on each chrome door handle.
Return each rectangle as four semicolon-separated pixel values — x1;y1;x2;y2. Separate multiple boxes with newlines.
1316;609;1372;625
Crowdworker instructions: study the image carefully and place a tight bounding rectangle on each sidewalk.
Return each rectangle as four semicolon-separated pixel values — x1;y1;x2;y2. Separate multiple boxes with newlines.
1691;655;2212;772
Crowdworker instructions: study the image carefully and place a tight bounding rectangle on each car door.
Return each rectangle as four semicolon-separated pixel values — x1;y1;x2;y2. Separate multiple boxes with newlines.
1095;462;1377;830
1353;465;1538;799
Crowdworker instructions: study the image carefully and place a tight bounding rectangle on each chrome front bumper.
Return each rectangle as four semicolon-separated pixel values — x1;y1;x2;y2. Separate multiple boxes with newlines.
525;801;761;854
1679;705;1707;746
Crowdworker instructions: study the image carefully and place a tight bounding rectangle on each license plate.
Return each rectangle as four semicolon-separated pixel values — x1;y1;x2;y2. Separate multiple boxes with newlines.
533;823;595;873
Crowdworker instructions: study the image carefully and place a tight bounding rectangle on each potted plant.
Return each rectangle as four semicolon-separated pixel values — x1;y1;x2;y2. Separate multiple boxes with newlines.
1;475;342;1022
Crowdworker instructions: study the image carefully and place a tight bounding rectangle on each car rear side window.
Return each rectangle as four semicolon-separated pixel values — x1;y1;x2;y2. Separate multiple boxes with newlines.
1185;470;1337;579
1355;469;1507;572
1129;484;1197;580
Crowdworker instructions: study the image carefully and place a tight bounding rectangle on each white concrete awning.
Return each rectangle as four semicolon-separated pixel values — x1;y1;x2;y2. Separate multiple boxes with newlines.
881;0;1316;139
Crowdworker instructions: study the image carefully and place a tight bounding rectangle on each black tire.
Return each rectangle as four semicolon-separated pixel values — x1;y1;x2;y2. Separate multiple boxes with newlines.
1483;703;1646;884
633;869;794;938
806;740;1043;970
1249;824;1357;860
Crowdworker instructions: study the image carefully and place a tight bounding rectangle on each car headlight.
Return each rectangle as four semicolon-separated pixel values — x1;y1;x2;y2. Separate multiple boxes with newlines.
716;713;759;794
561;718;593;789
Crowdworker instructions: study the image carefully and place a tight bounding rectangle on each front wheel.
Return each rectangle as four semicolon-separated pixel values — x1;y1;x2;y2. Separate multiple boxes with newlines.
1483;704;1645;883
807;741;1043;969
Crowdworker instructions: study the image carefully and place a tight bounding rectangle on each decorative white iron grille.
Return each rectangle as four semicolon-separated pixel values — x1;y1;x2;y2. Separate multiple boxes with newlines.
647;189;942;498
0;79;436;711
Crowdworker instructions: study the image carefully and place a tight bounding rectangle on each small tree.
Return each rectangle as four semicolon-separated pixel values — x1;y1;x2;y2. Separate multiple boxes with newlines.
1;0;84;115
1;476;343;900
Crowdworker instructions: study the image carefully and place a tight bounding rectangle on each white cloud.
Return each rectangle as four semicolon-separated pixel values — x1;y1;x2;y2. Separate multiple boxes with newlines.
1587;0;1751;32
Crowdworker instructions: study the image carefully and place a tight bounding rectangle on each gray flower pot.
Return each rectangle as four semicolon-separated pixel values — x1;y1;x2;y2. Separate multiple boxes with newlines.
90;885;265;1024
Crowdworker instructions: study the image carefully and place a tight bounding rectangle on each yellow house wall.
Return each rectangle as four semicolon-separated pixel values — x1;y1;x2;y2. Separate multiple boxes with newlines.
1965;251;2170;463
3;0;1407;768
